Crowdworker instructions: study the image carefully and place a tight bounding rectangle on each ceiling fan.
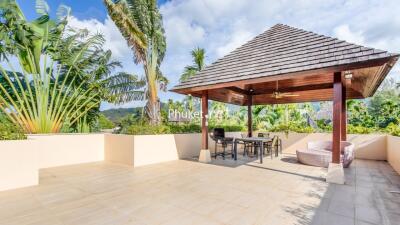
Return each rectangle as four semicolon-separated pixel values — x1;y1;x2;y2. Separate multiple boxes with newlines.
272;81;300;99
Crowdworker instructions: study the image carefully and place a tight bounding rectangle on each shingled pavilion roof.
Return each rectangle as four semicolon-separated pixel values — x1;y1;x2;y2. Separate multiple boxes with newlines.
171;24;399;105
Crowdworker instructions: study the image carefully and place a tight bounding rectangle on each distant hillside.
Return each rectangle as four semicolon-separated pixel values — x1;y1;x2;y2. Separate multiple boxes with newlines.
100;107;142;123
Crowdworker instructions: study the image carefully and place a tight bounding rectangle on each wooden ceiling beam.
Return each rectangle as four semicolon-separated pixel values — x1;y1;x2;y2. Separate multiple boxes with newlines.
252;83;333;95
224;86;250;96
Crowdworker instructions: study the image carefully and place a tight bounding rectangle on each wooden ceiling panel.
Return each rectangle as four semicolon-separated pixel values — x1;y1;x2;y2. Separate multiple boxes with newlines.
249;87;363;105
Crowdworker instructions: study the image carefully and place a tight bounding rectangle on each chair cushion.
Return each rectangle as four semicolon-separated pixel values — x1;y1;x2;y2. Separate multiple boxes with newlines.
298;141;355;168
296;149;332;168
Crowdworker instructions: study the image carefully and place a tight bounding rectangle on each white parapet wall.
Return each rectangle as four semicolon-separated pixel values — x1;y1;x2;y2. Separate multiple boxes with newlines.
0;139;39;191
104;134;134;165
0;132;398;191
29;134;105;168
387;135;400;175
103;132;244;167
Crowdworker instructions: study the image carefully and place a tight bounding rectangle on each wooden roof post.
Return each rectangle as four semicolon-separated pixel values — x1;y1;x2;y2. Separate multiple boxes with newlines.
201;91;209;150
199;91;211;163
341;80;347;141
332;72;343;164
247;94;253;137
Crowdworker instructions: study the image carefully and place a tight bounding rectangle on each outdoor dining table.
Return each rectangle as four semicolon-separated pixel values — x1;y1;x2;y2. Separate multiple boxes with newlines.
233;137;272;164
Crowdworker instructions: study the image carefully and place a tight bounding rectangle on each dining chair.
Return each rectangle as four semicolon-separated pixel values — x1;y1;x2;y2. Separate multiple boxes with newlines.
241;133;254;156
277;136;283;154
210;128;234;159
265;135;279;159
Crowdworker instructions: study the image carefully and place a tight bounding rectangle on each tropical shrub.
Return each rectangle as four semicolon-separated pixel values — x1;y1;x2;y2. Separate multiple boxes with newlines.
0;115;26;140
267;121;315;134
168;124;201;134
211;125;246;132
123;123;245;135
385;123;400;137
98;114;115;129
124;124;171;135
347;125;375;134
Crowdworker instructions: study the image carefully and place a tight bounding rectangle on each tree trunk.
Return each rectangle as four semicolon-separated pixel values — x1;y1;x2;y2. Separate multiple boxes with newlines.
144;51;161;125
146;99;161;125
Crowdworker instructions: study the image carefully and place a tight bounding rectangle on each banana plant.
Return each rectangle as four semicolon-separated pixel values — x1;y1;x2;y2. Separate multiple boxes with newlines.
0;0;146;133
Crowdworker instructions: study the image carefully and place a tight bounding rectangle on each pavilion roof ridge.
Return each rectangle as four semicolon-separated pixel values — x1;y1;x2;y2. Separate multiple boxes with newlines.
171;23;398;96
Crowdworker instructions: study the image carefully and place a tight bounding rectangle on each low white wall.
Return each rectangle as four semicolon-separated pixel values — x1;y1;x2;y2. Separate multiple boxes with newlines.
0;132;397;191
388;135;400;174
103;132;243;167
104;134;134;165
266;132;387;160
103;132;389;167
133;134;179;167
29;134;104;168
0;139;38;191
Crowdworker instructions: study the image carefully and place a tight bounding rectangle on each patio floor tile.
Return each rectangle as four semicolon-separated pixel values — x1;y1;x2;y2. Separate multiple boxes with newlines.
0;155;399;225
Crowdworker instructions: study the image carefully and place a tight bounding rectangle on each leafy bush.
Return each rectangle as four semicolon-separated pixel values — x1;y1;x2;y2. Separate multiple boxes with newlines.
347;125;375;134
391;128;400;137
385;123;400;137
210;125;246;132
268;122;314;134
0;116;26;140
124;124;171;135
168;124;201;133
98;114;115;129
123;123;245;135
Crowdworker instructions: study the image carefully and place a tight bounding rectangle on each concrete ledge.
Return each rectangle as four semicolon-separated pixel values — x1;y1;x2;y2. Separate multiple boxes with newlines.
0;140;38;191
105;134;134;166
326;163;345;184
30;134;104;168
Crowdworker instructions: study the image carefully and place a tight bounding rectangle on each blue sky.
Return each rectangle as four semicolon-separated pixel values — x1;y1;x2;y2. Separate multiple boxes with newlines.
20;0;169;21
14;0;400;110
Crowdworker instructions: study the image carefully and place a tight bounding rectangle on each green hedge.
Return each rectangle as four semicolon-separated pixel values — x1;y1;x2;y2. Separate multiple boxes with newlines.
386;124;400;137
122;122;400;137
123;123;245;135
267;123;315;134
347;125;375;134
0;118;26;140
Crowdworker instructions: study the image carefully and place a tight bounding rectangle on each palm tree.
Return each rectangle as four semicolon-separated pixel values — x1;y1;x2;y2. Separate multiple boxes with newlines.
179;47;206;82
0;0;145;133
103;0;167;125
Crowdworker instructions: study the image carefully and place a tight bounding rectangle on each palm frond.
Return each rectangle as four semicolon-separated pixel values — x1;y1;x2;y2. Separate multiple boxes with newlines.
103;0;147;63
35;0;49;16
56;4;71;22
102;72;146;104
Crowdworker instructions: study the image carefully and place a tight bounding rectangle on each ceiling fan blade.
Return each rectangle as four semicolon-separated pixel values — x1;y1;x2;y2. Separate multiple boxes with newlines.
281;92;300;97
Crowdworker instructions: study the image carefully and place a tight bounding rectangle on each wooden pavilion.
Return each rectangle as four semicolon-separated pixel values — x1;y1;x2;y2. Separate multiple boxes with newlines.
171;24;398;171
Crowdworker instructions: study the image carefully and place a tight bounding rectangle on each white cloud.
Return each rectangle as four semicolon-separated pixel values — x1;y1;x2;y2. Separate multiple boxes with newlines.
66;0;400;109
216;30;253;57
333;24;365;46
67;16;131;61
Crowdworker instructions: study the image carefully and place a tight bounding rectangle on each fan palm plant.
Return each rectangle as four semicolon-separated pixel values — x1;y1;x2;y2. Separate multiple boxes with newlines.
179;47;206;82
104;0;167;125
0;0;146;133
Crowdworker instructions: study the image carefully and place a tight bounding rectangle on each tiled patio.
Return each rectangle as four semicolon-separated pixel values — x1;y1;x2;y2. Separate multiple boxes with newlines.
1;154;400;225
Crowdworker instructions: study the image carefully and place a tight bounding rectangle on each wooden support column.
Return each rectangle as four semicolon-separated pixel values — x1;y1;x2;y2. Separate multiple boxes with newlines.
341;82;347;141
247;95;253;137
201;91;209;150
332;72;343;164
